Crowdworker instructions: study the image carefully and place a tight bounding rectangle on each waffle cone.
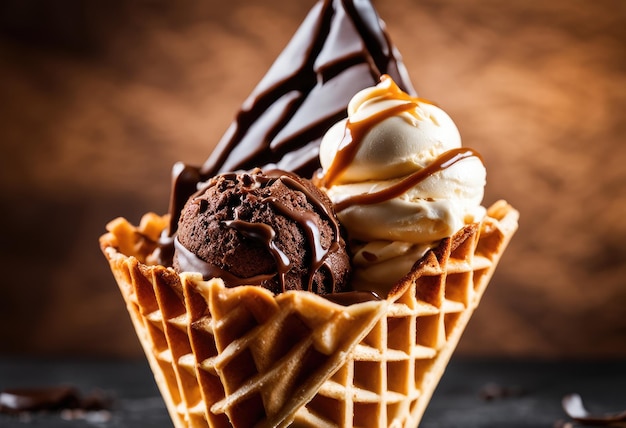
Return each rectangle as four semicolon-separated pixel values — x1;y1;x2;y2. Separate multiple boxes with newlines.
100;200;518;427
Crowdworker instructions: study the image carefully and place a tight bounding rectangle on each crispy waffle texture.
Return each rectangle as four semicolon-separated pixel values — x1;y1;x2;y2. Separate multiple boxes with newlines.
100;200;518;427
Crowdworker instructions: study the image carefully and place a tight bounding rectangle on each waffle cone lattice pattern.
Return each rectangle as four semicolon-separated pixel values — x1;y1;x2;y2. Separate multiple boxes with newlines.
100;201;518;427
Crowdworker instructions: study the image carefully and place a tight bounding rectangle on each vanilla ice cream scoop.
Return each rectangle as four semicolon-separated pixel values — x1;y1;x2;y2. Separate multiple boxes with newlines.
316;75;486;245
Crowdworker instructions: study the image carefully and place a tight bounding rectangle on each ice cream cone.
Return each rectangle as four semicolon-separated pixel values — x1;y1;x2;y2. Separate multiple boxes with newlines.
100;200;518;427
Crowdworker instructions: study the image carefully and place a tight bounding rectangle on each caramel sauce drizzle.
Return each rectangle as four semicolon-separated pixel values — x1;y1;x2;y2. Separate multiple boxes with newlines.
320;101;416;187
334;148;482;212
318;75;433;188
318;74;482;212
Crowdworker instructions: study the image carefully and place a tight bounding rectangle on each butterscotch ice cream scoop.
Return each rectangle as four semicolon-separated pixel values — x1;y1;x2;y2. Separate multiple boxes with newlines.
317;75;489;293
318;75;486;245
174;169;351;295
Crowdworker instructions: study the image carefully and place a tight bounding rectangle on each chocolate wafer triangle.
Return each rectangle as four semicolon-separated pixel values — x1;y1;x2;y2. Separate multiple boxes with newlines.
202;0;415;179
169;0;416;232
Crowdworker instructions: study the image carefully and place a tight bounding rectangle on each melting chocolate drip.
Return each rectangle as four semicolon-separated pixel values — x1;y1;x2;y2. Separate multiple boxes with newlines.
167;0;415;236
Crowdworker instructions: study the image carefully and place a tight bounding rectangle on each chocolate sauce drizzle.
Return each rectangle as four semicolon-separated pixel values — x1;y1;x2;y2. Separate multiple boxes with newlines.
175;170;345;294
167;0;415;236
271;172;352;292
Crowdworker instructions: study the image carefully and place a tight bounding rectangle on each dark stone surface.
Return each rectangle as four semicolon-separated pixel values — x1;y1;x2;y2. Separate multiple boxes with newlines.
0;358;623;427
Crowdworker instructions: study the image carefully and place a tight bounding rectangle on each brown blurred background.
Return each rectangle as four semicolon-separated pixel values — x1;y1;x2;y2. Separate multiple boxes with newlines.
1;0;625;359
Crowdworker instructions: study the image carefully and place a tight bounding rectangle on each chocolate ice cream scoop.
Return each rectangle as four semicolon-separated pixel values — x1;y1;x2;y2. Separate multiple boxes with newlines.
173;169;351;295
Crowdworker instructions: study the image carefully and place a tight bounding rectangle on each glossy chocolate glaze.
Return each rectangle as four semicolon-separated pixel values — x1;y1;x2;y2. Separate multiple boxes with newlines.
174;170;347;293
167;0;415;236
